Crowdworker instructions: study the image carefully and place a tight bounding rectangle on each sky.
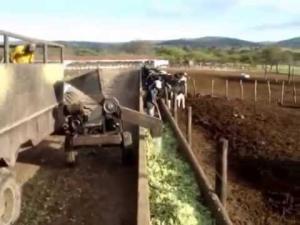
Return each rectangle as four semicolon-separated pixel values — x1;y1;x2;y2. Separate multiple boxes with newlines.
0;0;299;42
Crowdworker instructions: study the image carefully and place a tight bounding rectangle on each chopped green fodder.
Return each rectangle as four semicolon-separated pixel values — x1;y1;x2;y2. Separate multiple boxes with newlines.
146;125;214;225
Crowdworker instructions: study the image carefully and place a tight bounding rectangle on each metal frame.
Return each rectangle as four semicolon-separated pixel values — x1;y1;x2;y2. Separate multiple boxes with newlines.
0;31;65;167
0;30;64;64
67;134;123;149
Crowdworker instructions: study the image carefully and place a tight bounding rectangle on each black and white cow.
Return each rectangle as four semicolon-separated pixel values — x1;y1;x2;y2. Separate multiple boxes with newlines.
165;72;188;109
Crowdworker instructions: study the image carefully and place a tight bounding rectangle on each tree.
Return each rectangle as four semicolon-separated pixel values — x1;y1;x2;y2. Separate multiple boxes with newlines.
155;47;187;65
281;51;294;82
122;41;153;55
260;46;282;78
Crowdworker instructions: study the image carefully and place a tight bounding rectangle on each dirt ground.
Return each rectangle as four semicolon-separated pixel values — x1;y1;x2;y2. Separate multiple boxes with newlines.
14;135;137;225
177;69;300;225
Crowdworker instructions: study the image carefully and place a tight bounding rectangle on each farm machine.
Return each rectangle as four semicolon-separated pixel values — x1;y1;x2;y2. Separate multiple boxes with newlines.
0;31;161;225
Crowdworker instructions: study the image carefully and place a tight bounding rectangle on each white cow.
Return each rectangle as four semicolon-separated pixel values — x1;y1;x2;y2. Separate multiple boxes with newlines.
241;73;251;79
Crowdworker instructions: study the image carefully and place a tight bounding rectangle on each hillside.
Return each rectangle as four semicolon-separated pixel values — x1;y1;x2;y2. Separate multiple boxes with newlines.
277;37;300;48
58;41;122;50
58;36;300;56
160;36;260;48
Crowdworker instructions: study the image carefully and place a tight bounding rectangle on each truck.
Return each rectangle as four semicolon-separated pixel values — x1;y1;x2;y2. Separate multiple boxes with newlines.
0;31;162;225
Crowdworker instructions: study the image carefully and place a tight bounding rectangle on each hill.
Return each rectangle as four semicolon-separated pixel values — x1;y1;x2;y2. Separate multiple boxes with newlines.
58;36;300;56
277;37;300;48
159;36;260;48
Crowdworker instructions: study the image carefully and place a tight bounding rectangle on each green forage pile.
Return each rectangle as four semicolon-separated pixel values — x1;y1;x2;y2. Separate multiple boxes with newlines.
146;125;214;225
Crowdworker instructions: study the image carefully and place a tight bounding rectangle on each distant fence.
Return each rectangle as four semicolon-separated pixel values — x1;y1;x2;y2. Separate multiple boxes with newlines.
189;77;299;106
65;62;142;71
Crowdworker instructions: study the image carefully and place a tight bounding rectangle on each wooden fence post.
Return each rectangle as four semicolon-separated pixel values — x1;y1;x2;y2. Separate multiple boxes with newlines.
267;80;271;104
192;79;196;97
240;80;244;100
173;94;178;123
167;99;171;109
216;138;228;207
187;106;192;146
225;80;229;99
165;87;169;103
293;83;297;104
211;79;215;97
292;66;295;82
281;81;285;105
254;80;257;103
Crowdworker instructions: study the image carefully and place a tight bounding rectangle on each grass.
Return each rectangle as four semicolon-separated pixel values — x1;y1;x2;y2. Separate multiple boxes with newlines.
146;125;214;225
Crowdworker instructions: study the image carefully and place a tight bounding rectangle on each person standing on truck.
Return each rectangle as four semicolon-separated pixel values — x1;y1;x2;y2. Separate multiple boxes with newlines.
10;43;36;64
146;79;162;117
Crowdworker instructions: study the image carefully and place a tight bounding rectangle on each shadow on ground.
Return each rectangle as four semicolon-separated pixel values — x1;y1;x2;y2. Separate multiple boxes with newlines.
15;136;137;225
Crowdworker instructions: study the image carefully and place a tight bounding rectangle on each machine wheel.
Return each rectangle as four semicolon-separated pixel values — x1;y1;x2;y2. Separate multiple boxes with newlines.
64;136;78;166
65;151;78;166
0;169;21;225
121;132;133;165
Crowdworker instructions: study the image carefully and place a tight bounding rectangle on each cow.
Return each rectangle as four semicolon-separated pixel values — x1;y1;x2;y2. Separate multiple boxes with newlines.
164;72;188;109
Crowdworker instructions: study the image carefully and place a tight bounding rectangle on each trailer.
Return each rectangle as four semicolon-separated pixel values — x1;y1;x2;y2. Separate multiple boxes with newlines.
0;31;64;225
0;31;162;225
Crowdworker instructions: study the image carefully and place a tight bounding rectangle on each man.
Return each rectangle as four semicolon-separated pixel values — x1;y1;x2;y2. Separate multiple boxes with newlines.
146;79;162;117
10;43;36;64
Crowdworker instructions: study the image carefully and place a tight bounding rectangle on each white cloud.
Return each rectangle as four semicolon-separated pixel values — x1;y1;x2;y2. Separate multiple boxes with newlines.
0;13;236;42
236;0;300;14
0;0;298;43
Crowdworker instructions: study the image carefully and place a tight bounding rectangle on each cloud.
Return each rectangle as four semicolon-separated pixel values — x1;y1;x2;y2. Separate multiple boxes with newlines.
145;0;236;18
0;13;226;42
236;0;300;14
146;0;300;17
253;21;300;30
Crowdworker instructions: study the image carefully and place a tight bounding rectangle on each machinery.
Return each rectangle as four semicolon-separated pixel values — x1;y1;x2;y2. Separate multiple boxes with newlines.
0;31;162;225
63;84;134;165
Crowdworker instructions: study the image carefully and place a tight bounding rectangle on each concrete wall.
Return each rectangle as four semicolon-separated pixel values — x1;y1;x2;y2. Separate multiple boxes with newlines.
99;68;140;150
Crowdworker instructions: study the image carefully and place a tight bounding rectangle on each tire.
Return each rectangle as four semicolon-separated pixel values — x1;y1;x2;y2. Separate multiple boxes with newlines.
121;132;133;165
65;151;78;166
64;136;78;166
0;169;21;225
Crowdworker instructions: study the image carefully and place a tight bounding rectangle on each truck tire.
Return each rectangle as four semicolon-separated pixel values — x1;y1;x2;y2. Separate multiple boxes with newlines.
0;169;21;225
121;132;133;165
64;136;78;166
66;151;78;166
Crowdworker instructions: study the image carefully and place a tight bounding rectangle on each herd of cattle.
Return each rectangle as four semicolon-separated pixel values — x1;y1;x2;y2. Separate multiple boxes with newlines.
142;65;188;117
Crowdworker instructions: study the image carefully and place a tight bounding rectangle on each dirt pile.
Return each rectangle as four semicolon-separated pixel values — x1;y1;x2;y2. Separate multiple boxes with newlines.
188;96;300;161
187;96;300;217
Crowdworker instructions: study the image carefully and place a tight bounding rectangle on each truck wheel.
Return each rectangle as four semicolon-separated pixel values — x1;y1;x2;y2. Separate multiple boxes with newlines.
65;151;78;166
65;136;78;166
121;132;133;165
0;169;21;225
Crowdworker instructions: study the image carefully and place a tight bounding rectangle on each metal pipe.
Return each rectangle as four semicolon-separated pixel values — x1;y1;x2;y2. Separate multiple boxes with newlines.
0;30;64;48
4;35;9;63
43;44;48;63
60;47;64;63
